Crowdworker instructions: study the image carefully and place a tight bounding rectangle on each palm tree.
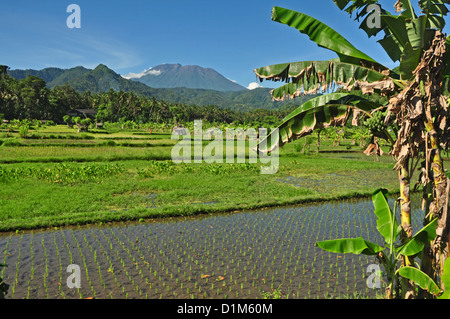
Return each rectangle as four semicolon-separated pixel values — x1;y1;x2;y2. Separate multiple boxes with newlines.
0;65;8;79
255;1;450;298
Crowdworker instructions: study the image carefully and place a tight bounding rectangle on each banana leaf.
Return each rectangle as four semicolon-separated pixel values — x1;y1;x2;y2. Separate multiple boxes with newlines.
394;0;418;18
397;218;438;256
315;237;384;255
398;266;442;296
372;188;401;246
398;42;423;80
256;93;380;152
438;257;450;299
419;0;450;31
334;0;449;65
271;6;385;70
398;219;437;256
254;60;397;100
381;14;409;49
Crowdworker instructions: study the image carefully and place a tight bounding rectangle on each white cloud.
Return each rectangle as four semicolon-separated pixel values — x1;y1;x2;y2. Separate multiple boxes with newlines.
122;68;162;79
247;82;262;90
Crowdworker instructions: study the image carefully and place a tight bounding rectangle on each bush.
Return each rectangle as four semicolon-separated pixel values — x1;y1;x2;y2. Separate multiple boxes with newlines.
79;133;95;140
80;118;91;126
19;125;29;138
102;140;116;146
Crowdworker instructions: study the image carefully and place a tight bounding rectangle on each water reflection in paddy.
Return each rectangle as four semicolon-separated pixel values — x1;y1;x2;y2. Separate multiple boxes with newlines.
0;195;423;299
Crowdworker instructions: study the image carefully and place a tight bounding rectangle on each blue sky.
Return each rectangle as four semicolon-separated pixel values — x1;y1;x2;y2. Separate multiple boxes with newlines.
1;1;448;89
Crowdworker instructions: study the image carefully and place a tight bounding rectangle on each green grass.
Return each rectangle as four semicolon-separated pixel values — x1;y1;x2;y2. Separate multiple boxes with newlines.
0;125;403;231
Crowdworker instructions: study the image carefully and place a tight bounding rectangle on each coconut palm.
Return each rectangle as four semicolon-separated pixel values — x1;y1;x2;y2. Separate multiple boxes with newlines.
255;1;450;298
0;65;8;79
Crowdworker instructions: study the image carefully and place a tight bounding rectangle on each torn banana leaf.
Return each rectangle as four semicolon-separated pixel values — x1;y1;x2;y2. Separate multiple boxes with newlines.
256;93;380;153
254;60;399;100
271;6;387;71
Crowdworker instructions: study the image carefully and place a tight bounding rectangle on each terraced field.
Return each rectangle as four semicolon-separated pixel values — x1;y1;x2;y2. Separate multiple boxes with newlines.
0;125;408;299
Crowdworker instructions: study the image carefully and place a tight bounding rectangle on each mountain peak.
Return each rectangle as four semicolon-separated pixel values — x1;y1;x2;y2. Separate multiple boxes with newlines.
94;63;108;69
124;63;246;92
93;64;117;73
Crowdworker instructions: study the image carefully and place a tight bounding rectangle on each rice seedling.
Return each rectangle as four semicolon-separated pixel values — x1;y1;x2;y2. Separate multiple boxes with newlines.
52;231;66;299
0;194;408;299
10;233;24;299
0;233;12;281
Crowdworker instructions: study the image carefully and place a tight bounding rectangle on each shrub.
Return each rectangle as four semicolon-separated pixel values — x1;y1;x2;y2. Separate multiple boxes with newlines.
18;125;29;138
103;140;116;146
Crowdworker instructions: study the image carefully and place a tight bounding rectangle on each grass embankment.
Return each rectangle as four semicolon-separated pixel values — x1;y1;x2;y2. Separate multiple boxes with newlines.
0;125;401;231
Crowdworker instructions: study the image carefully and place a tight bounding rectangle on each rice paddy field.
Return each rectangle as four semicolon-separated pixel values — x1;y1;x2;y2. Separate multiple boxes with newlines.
0;124;425;299
0;195;425;300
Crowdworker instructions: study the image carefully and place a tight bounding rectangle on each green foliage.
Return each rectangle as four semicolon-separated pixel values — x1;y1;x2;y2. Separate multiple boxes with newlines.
80;118;91;126
316;188;442;298
372;188;400;246
3;64;320;122
364;111;387;134
136;160;259;178
18;125;29;138
258;93;380;152
72;116;81;124
0;70;318;126
261;285;285;299
316;237;384;255
438;257;450;299
398;267;441;296
0;163;125;184
363;110;398;140
271;6;378;65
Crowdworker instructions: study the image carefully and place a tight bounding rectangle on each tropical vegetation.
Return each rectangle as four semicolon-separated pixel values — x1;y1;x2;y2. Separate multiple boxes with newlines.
0;70;318;127
3;64;317;113
255;0;450;299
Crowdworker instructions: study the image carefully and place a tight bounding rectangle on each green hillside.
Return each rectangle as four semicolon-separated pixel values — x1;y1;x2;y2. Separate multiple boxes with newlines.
7;64;315;111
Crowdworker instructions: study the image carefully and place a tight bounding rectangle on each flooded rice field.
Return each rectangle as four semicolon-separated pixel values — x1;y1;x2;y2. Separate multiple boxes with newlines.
0;195;423;299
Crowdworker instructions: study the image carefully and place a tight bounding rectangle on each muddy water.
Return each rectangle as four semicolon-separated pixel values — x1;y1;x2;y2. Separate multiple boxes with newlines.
0;196;423;299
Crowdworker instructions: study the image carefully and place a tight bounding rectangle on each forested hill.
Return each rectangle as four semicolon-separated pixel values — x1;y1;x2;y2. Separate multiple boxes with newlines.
7;64;315;111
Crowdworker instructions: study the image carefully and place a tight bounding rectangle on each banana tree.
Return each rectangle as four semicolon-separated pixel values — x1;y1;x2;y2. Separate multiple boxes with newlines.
316;188;440;298
255;1;450;298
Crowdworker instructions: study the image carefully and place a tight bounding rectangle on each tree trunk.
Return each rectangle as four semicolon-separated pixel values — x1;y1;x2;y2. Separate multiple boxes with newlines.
398;160;416;299
419;179;435;298
425;121;449;288
388;31;449;298
317;130;321;153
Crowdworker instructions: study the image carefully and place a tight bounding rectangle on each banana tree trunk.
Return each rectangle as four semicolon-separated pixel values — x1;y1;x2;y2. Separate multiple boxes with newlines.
317;130;321;153
419;180;435;298
398;159;416;298
425;121;449;288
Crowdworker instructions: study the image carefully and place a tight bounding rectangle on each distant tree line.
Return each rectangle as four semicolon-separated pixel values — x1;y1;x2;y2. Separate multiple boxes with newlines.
0;65;307;127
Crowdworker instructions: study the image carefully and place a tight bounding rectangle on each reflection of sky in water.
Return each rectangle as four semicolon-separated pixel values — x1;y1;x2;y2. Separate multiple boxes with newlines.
0;195;425;299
